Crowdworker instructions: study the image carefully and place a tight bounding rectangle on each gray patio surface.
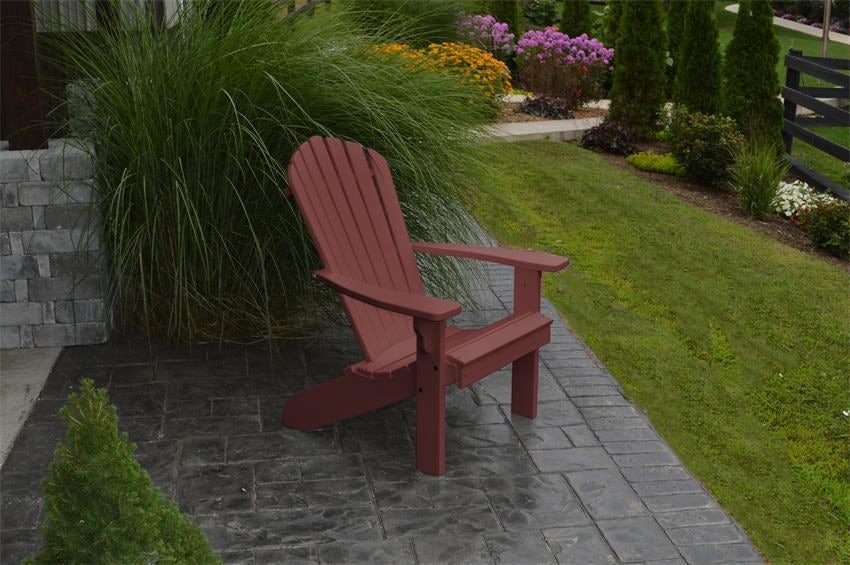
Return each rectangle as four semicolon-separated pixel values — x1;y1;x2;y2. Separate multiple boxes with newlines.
0;263;762;564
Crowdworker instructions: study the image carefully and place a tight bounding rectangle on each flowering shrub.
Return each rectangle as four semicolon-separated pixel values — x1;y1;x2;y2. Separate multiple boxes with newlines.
514;27;613;110
457;14;515;58
669;107;745;187
798;199;850;260
773;180;836;218
372;42;511;99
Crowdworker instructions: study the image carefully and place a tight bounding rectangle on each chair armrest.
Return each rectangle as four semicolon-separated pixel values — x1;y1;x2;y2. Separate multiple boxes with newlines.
314;270;461;321
411;242;569;272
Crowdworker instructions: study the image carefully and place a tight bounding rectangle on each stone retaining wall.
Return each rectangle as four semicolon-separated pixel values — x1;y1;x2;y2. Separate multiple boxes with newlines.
0;140;110;348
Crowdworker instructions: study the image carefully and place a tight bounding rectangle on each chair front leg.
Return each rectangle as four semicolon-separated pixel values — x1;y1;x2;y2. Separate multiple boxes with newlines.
512;268;542;418
413;318;447;476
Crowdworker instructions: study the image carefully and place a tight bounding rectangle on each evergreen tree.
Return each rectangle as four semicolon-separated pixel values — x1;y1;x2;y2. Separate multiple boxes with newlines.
608;0;667;136
491;0;520;34
31;380;218;564
673;0;721;113
602;0;624;48
666;0;688;97
561;0;591;38
721;0;783;147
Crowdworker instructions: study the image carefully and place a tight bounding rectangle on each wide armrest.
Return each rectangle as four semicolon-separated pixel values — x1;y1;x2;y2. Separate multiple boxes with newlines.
314;270;461;321
411;242;569;272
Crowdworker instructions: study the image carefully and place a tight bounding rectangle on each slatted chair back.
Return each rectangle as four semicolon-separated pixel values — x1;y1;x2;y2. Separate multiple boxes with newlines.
287;136;423;360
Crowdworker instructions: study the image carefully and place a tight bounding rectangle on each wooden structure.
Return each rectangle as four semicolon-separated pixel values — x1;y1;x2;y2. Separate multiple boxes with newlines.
1;0;50;149
282;137;569;475
782;49;850;201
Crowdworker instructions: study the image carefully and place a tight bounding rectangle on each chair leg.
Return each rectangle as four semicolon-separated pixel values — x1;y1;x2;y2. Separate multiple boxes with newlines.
414;319;447;476
512;350;539;418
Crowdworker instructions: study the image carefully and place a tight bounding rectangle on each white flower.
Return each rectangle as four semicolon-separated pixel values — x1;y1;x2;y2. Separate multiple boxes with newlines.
773;180;837;217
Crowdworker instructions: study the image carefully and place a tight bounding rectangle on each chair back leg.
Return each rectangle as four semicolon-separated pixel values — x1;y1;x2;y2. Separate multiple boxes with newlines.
414;319;447;476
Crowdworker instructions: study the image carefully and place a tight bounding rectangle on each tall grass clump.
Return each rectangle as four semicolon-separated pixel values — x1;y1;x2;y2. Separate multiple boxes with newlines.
50;1;495;341
730;139;789;219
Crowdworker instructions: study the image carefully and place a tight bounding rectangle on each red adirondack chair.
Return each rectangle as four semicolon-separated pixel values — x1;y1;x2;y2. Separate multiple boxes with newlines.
282;136;569;476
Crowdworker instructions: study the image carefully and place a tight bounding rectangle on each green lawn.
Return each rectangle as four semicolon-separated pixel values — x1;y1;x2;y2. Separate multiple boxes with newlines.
791;125;850;187
470;141;850;564
716;2;850;85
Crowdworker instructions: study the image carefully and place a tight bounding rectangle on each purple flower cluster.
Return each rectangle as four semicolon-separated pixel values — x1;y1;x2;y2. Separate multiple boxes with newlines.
515;27;613;67
457;14;515;55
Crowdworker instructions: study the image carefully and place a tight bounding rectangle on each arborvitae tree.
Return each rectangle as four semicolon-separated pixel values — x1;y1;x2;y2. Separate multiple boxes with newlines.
31;380;218;564
602;0;624;48
721;0;783;147
491;0;520;34
608;0;667;136
666;0;688;97
673;0;721;113
561;0;591;38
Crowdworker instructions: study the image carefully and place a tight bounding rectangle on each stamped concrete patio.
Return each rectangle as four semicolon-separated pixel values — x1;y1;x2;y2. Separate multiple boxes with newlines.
0;263;762;565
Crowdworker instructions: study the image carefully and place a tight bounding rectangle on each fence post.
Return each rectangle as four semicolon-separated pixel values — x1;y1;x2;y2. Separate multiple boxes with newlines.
782;49;802;154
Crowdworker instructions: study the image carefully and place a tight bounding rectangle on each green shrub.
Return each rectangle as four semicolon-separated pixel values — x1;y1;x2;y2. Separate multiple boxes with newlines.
721;0;783;147
52;2;494;341
669;107;746;186
799;199;850;260
579;119;636;155
729;139;789;218
607;0;667;137
525;0;558;26
673;0;721;114
29;380;217;564
561;0;591;38
626;151;686;176
348;0;464;46
665;0;687;97
491;0;521;35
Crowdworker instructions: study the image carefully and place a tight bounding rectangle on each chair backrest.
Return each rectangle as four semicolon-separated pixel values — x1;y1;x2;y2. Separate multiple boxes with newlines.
287;136;423;361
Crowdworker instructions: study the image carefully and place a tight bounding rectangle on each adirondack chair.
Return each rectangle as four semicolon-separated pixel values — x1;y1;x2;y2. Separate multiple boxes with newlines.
282;136;569;476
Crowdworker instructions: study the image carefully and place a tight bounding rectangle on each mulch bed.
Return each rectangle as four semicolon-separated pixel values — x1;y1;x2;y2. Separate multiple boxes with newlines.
498;102;607;123
594;151;850;274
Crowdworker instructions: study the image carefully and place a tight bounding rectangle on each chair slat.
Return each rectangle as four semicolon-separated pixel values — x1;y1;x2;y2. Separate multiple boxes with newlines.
288;137;423;360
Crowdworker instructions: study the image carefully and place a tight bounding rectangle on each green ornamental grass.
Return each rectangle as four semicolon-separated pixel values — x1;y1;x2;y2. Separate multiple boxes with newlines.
49;0;494;341
29;380;217;564
729;139;789;219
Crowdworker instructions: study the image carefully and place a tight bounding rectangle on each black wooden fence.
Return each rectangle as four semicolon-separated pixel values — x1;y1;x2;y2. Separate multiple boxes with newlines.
781;49;850;202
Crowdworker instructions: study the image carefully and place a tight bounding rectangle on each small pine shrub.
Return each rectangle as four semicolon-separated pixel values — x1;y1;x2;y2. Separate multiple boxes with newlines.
491;0;521;35
721;0;783;147
30;379;217;564
525;0;558;26
580;119;637;155
729;139;789;219
561;0;592;38
607;0;668;137
798;199;850;260
626;151;687;176
665;0;687;97
673;0;721;114
669;107;745;186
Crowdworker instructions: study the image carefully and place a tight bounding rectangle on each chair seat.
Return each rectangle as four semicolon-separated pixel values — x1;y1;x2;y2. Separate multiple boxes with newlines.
351;312;552;387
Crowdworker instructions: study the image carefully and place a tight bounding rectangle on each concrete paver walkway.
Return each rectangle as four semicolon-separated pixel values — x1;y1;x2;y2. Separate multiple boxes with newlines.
0;263;762;564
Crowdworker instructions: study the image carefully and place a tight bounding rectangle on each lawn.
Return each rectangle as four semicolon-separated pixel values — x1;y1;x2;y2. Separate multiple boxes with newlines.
470;140;850;564
791;125;850;187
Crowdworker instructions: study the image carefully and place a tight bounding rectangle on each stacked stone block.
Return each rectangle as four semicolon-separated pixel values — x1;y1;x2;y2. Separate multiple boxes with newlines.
0;140;110;348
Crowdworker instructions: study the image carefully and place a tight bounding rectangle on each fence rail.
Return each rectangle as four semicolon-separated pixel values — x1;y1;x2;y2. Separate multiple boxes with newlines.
781;49;850;202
